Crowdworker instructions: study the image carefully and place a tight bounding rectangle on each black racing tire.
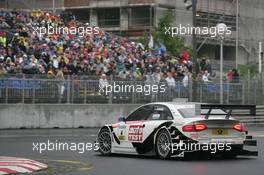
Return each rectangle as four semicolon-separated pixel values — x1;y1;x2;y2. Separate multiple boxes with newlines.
97;128;112;156
221;145;243;159
222;152;238;159
155;129;172;159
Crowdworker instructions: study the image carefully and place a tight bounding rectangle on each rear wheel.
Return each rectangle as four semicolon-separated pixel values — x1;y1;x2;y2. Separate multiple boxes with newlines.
97;128;112;155
222;153;238;159
155;129;172;159
222;145;242;159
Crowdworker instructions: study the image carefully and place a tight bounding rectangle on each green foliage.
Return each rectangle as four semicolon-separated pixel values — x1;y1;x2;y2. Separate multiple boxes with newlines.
156;10;186;56
238;64;257;78
136;31;149;46
146;10;191;57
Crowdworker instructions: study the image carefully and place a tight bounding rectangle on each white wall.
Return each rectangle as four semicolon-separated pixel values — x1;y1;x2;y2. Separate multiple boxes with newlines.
0;104;140;129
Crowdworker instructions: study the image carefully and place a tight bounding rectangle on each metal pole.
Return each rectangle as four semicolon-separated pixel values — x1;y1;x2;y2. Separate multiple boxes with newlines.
84;82;87;104
192;0;198;74
197;36;209;52
67;75;70;103
189;74;193;101
5;86;8;104
247;69;250;104
235;0;239;69
242;80;245;104
254;78;257;105
52;0;55;13
120;5;122;36
191;0;199;103
200;83;202;103
5;0;8;9
227;82;229;104
32;80;36;104
259;42;262;74
109;75;113;104
150;5;152;30
22;76;25;104
220;37;224;104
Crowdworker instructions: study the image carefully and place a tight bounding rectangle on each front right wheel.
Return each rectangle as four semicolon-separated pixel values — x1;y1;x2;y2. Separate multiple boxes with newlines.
97;128;112;156
155;129;172;159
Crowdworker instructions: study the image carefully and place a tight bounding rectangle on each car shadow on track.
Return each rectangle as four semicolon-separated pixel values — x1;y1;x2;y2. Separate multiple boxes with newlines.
94;153;256;162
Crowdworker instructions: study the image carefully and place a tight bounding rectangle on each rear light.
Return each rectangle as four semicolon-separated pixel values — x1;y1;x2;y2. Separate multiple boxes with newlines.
182;125;194;132
233;123;246;132
182;123;207;132
195;124;208;131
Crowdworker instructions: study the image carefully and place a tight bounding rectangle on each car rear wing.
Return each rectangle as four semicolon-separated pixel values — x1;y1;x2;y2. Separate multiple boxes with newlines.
200;104;256;116
197;104;249;119
202;108;232;119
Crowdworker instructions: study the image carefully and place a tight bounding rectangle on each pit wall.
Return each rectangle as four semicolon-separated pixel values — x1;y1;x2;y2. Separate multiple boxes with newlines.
0;104;140;129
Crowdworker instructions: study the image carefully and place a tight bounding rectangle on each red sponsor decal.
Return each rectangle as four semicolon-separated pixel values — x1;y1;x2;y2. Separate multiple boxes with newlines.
126;121;144;124
112;123;119;128
128;125;144;142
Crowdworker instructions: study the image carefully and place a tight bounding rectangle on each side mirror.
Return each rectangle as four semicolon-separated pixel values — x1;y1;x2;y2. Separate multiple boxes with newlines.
118;117;126;122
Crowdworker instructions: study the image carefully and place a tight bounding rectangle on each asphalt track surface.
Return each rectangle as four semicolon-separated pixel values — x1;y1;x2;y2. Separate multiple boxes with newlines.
0;128;263;175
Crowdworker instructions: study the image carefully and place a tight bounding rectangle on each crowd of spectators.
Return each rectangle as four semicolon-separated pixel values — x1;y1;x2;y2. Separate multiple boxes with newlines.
0;9;240;88
0;9;196;86
196;57;240;83
226;69;240;83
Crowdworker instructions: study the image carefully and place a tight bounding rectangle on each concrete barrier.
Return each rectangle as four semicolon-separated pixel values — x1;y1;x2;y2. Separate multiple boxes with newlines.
0;104;141;129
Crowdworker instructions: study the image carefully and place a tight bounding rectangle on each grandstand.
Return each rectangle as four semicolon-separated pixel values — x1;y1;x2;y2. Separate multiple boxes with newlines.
0;9;263;105
0;9;196;81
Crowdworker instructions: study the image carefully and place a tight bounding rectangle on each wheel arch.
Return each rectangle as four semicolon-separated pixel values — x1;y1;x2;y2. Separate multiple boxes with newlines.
153;121;173;145
98;125;122;145
98;125;112;134
153;127;171;145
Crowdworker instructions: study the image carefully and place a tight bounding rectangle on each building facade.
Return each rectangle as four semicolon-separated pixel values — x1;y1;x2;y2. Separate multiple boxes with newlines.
1;0;264;69
196;0;264;70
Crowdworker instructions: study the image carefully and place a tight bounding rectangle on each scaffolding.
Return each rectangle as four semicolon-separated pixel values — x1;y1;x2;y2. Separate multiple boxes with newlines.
65;0;161;37
196;0;237;46
2;0;64;10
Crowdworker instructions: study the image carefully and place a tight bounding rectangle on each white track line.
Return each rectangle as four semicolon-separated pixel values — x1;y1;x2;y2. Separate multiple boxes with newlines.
0;166;32;173
0;157;48;174
0;134;97;138
0;161;47;168
0;171;7;175
0;163;42;171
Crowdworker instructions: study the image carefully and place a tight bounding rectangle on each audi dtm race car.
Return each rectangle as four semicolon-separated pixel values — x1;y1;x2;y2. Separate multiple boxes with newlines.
96;102;258;159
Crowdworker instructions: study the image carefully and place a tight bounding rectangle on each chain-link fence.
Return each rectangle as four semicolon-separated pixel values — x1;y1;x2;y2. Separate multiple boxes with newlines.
0;76;263;104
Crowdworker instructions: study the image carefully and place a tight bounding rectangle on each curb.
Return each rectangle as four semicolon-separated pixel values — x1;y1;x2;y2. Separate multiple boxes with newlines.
0;157;48;174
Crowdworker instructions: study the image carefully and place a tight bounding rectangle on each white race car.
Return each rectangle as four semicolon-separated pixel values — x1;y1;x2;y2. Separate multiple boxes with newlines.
96;102;258;159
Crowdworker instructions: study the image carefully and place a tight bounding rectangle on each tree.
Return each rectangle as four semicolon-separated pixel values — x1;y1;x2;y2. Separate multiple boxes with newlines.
238;64;257;78
154;10;191;57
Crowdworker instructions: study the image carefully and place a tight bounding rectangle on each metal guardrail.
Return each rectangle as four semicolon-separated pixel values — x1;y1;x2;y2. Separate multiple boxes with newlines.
0;77;263;104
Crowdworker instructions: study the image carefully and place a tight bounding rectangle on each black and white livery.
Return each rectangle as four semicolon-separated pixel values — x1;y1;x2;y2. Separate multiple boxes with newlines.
96;102;258;159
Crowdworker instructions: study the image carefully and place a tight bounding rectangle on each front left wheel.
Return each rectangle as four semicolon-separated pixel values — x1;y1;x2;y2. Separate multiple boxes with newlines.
97;128;112;156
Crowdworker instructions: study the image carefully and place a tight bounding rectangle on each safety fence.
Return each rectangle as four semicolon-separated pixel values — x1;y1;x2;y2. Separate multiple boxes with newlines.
0;76;263;105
